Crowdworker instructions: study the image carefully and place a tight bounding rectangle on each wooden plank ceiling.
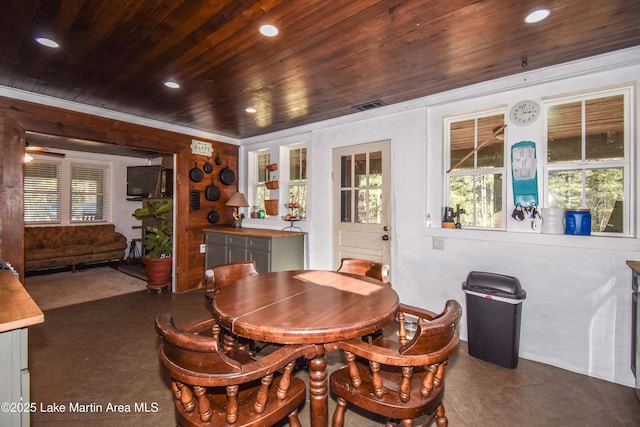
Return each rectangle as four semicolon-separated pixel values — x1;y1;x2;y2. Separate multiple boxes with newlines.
1;0;639;141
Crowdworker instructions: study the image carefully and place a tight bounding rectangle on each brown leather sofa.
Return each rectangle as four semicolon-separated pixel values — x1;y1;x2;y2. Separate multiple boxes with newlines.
25;224;127;272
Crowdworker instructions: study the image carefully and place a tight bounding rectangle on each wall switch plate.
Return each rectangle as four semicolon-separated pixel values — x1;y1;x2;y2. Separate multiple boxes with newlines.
432;237;445;251
199;244;206;253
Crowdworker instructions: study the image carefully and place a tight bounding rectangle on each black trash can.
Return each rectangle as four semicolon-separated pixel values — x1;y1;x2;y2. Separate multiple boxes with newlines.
462;271;526;368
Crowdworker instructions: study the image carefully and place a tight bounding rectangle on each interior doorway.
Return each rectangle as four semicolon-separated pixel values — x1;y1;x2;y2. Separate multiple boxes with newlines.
333;140;391;271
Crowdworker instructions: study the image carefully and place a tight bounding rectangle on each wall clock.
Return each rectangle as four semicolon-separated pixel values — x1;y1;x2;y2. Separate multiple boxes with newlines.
509;100;540;126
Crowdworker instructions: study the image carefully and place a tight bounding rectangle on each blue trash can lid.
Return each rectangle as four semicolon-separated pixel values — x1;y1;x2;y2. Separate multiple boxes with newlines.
462;271;526;300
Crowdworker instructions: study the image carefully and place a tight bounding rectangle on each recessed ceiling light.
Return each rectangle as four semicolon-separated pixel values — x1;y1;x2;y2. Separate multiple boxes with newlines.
164;80;180;89
259;24;279;37
35;37;60;48
525;8;550;23
245;107;257;113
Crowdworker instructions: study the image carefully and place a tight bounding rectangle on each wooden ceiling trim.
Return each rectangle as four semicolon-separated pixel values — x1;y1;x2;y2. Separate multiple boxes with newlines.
1;0;639;138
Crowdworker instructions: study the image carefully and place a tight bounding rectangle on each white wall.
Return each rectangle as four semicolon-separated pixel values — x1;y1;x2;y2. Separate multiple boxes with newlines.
240;46;640;387
50;150;161;247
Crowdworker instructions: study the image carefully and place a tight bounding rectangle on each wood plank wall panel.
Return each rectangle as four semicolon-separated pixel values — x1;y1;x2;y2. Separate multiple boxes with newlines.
0;96;238;292
186;145;239;288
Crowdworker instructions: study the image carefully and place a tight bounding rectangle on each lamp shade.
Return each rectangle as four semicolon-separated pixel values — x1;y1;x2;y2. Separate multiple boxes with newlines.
226;192;249;207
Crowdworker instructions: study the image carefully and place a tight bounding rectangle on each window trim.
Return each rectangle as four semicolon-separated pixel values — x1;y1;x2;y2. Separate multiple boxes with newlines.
247;148;272;214
24;158;62;224
70;162;109;223
444;108;508;230
280;142;309;220
541;85;633;236
25;154;113;225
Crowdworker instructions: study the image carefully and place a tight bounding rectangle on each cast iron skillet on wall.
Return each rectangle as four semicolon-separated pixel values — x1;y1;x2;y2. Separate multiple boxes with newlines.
207;205;219;224
219;161;235;185
205;176;220;201
203;157;214;173
190;160;204;182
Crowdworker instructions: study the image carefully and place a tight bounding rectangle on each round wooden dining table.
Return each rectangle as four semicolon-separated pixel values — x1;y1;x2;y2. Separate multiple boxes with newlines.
212;269;399;427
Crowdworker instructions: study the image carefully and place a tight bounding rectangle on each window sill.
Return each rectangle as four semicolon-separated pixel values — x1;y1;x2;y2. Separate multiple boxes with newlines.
243;217;310;230
423;227;640;251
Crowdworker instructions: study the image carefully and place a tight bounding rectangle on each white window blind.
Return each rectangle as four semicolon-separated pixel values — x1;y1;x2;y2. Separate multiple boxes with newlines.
24;161;61;223
71;164;108;222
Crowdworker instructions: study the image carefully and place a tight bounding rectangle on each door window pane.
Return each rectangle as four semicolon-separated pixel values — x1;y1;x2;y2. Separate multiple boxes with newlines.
340;156;352;187
368;188;382;223
341;150;384;224
356;189;366;223
340;190;352;222
355;153;367;187
369;151;382;186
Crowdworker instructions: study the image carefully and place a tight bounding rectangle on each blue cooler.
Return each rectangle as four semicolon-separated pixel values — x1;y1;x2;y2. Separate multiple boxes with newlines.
565;209;591;235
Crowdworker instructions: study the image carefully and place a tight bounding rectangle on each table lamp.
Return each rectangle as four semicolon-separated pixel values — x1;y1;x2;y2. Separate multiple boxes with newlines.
226;192;249;227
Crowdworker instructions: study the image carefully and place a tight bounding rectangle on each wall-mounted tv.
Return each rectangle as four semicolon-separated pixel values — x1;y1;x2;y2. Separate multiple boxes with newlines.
127;166;173;198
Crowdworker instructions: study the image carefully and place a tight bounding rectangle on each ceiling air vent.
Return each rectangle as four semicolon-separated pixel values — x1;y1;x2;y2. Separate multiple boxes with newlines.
352;99;387;112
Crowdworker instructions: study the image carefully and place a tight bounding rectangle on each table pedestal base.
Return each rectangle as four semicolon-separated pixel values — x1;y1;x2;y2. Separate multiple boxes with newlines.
309;350;328;427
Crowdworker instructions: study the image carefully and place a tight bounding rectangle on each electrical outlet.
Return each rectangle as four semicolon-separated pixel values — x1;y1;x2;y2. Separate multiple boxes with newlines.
432;237;445;251
199;244;206;253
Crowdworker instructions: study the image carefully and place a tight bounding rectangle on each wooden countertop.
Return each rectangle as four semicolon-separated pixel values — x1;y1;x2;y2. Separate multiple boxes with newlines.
204;226;305;238
627;260;640;274
0;270;44;333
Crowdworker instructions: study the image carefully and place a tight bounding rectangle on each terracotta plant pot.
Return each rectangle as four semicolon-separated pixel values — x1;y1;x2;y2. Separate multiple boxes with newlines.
264;200;279;216
265;181;279;190
144;256;172;291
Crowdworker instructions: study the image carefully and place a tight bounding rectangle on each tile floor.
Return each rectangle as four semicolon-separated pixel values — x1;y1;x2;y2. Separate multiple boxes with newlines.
28;288;640;426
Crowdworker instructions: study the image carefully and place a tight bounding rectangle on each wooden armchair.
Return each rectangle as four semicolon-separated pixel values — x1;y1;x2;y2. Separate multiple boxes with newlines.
205;261;259;301
326;300;462;427
338;258;391;342
337;258;390;284
204;261;261;352
155;312;318;426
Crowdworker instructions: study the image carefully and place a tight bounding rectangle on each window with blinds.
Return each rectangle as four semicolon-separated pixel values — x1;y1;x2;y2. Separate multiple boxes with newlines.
24;161;61;223
71;164;107;222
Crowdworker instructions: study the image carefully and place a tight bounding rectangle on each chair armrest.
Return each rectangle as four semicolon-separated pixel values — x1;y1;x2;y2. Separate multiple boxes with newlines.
182;316;218;333
327;333;459;367
397;303;438;321
187;343;320;387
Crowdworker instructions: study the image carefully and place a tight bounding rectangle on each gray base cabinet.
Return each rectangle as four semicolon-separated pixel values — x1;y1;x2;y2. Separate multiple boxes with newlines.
0;328;30;427
0;270;44;427
205;228;305;273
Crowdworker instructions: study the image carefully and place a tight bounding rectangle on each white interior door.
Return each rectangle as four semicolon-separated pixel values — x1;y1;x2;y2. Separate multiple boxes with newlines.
333;140;391;270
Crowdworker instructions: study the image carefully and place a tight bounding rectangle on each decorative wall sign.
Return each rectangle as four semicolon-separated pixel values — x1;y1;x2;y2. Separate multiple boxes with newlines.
190;140;213;157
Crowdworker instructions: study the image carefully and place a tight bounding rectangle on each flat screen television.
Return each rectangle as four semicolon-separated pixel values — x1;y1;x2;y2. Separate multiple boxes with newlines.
127;166;173;198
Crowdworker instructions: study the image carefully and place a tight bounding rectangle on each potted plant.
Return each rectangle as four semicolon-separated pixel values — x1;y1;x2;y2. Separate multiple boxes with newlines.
133;199;173;291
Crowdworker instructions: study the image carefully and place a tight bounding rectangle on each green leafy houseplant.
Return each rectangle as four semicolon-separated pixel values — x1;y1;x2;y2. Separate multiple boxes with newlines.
133;199;173;258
